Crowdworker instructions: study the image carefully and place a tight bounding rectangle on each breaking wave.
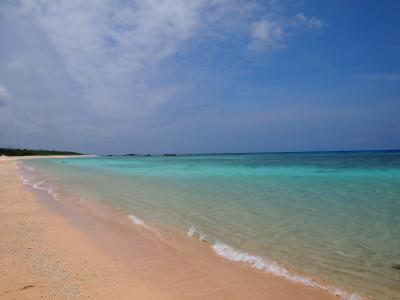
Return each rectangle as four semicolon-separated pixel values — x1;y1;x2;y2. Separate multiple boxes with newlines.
128;214;155;232
18;173;60;201
188;225;362;300
187;225;207;241
128;214;145;225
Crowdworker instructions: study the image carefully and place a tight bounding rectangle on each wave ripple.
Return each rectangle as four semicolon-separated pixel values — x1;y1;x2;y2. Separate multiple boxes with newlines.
188;225;362;300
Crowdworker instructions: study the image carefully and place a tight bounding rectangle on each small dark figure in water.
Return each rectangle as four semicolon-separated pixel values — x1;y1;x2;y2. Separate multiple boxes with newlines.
393;264;400;270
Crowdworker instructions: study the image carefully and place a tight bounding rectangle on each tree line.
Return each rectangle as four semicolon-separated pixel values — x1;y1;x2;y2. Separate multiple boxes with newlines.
0;147;82;156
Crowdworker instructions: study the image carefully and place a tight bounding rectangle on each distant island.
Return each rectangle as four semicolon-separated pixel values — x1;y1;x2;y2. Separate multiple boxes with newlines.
0;147;83;156
118;153;177;157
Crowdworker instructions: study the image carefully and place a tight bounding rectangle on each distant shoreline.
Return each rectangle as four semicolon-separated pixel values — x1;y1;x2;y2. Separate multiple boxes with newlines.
177;149;400;156
0;154;96;161
0;147;84;157
103;149;400;157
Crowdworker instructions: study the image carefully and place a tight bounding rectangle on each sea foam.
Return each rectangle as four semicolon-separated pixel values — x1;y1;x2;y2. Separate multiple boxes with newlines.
128;214;156;232
16;161;35;172
128;214;145;225
187;225;207;241
188;225;362;300
18;172;60;201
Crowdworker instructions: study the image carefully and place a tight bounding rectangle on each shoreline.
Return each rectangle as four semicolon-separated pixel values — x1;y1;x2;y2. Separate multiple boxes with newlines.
1;157;342;299
0;154;96;161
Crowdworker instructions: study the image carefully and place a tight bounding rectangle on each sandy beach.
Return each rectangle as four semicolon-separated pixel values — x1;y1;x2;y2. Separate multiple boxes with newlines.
0;157;338;300
2;0;398;298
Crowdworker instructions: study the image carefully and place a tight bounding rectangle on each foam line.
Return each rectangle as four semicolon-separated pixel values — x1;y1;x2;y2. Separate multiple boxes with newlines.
188;225;362;300
128;214;155;232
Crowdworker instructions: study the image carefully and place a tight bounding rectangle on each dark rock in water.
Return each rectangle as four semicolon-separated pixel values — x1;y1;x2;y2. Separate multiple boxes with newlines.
392;264;400;270
107;154;113;156
127;154;136;156
163;154;177;156
145;154;151;157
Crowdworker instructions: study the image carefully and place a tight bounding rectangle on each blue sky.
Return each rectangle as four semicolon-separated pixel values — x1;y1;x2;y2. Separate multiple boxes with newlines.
0;0;399;154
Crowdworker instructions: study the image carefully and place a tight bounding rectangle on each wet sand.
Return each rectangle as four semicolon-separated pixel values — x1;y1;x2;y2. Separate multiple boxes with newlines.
0;157;338;299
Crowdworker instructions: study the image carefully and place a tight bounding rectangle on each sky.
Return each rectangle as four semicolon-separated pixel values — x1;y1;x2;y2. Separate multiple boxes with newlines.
0;0;399;155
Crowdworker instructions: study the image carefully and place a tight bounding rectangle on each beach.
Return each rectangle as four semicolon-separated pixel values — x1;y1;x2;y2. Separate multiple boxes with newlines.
0;156;339;300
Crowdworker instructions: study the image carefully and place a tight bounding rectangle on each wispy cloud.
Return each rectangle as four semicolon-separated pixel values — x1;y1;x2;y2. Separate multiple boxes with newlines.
248;12;324;50
293;13;324;30
249;18;284;50
0;0;328;152
2;1;325;116
11;0;213;116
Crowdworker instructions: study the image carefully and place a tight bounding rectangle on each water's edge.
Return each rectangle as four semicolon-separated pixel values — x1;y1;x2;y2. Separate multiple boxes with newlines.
16;160;363;300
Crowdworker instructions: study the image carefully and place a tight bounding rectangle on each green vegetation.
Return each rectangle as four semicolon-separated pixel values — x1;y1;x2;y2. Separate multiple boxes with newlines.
0;147;83;156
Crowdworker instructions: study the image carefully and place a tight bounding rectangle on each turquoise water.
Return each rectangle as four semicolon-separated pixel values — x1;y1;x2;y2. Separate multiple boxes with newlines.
20;152;400;299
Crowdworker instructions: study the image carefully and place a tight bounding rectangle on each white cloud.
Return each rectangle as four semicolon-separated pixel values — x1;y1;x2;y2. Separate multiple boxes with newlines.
248;12;324;50
249;18;284;50
0;0;327;152
294;13;324;30
11;0;213;116
3;1;326;114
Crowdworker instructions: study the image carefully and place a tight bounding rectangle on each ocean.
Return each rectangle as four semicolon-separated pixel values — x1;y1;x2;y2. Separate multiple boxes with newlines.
18;151;400;299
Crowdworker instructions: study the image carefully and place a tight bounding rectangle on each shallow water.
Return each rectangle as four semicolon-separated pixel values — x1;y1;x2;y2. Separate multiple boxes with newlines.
20;152;400;299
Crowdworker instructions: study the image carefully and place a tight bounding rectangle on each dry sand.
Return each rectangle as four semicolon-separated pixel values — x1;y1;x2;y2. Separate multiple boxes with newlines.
0;157;338;299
